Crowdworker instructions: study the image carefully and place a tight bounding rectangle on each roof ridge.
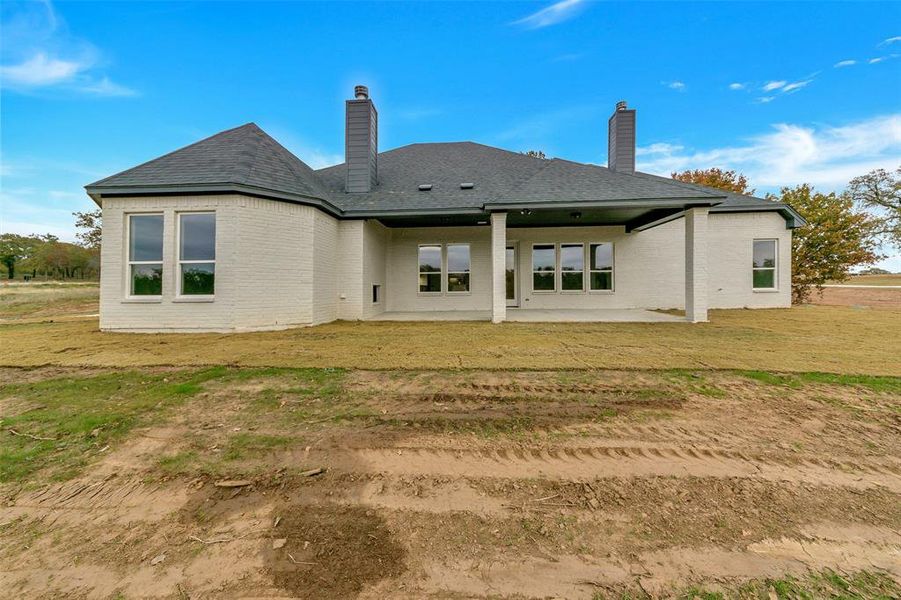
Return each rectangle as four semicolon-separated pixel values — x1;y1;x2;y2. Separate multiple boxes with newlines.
87;123;259;187
256;127;332;200
232;125;264;186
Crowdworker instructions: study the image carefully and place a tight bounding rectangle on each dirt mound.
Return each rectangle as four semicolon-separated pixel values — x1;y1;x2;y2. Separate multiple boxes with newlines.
265;504;406;599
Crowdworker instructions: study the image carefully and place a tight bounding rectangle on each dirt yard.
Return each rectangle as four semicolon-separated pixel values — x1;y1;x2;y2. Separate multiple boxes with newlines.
812;286;901;309
1;367;899;599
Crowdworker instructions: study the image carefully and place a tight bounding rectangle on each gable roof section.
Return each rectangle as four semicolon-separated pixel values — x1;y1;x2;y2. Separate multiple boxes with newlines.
85;123;341;214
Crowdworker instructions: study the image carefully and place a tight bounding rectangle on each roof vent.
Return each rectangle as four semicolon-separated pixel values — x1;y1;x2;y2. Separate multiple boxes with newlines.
354;85;369;100
418;184;432;191
460;182;474;189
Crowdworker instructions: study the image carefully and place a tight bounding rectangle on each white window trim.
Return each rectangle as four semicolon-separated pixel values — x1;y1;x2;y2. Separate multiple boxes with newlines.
560;243;586;293
176;211;216;299
417;243;472;296
417;244;444;295
752;238;778;292
446;243;472;295
125;212;164;301
588;241;615;294
531;243;557;293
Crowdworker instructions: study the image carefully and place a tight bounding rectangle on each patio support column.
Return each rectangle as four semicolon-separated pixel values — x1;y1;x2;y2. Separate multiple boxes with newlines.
490;212;507;323
685;207;709;323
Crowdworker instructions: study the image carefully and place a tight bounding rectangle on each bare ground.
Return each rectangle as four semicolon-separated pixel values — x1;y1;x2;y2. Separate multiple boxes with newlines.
1;368;899;598
811;286;901;309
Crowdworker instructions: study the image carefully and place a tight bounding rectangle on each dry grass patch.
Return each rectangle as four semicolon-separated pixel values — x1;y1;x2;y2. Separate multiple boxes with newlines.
2;304;900;374
0;282;98;322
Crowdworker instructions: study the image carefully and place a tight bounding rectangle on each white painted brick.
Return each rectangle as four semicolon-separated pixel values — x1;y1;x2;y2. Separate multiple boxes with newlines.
100;197;791;332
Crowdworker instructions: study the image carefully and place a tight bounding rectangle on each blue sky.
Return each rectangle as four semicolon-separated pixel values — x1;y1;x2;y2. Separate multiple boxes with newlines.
2;0;900;269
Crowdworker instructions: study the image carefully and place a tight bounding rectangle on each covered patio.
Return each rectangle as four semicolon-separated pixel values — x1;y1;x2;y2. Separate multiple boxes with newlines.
366;308;685;323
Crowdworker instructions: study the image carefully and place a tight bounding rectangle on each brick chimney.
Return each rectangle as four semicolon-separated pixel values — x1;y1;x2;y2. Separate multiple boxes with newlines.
345;85;378;193
608;100;636;174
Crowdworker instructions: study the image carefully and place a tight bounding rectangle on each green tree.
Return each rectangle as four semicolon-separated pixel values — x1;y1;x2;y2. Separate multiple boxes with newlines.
671;168;755;195
73;209;102;249
0;234;41;279
776;184;882;303
847;166;901;251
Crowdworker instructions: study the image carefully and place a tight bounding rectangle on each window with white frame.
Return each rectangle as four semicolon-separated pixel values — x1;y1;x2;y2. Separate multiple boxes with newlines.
532;244;556;291
446;244;471;293
128;214;164;296
418;244;442;293
589;243;614;291
752;239;777;289
178;212;216;296
560;243;584;291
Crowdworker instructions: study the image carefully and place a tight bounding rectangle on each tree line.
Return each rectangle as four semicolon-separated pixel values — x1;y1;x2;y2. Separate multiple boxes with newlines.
0;210;102;281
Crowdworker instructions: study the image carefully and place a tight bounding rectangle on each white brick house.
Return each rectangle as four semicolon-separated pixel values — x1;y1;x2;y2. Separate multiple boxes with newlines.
86;87;804;332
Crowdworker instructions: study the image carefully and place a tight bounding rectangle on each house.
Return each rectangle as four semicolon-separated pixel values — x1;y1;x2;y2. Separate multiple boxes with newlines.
85;86;804;332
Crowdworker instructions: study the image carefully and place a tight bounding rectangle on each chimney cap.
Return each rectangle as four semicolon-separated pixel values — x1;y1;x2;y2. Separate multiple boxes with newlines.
615;100;628;111
354;85;369;100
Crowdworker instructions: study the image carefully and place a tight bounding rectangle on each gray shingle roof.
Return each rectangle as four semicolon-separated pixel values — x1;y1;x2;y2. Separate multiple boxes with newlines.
86;124;803;226
316;142;725;213
86;123;333;204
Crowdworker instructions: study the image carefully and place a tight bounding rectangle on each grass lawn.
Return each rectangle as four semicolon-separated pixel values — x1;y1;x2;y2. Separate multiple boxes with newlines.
0;303;899;374
0;282;99;321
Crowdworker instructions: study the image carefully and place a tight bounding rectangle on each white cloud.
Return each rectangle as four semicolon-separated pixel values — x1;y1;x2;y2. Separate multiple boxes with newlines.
762;80;787;92
781;79;813;93
79;76;137;97
0;1;135;97
513;0;585;29
869;57;887;64
879;36;901;46
728;83;745;90
665;81;686;91
756;96;775;104
834;59;857;68
635;114;901;191
636;142;685;157
0;52;84;86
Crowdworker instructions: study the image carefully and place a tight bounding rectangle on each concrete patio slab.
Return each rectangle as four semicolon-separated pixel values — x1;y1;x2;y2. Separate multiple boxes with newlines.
367;309;684;323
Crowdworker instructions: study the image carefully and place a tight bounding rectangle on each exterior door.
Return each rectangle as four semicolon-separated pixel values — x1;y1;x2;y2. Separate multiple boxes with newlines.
505;244;518;307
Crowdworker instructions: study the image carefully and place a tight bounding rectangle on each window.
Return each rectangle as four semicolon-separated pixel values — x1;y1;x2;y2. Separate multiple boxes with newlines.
372;284;381;304
447;244;471;293
589;243;614;291
128;214;163;296
753;239;777;289
532;244;556;291
418;245;442;293
561;243;584;291
178;213;216;296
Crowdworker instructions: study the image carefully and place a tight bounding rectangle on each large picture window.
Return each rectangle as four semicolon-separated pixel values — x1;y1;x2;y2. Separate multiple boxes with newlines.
561;243;584;291
753;239;777;289
532;244;556;291
589;243;614;291
178;213;216;296
418;244;442;293
446;244;471;293
128;214;163;296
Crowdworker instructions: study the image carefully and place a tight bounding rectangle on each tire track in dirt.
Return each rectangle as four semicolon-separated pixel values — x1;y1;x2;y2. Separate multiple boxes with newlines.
419;533;901;599
314;444;901;492
1;476;189;527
